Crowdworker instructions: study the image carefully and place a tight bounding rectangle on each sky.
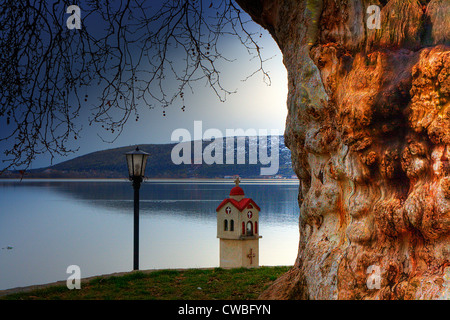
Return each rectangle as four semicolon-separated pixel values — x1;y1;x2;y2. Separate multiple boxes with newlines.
0;1;288;170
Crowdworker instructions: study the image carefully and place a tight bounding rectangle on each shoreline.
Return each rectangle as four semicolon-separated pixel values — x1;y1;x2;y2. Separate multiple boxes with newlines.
0;268;215;297
0;178;299;183
0;265;292;298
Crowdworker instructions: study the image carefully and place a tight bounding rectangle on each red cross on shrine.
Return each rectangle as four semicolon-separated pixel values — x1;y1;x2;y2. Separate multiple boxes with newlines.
247;248;256;265
226;206;231;214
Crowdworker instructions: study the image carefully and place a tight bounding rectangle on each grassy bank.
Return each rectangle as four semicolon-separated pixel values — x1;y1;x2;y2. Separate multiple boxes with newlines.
1;266;290;300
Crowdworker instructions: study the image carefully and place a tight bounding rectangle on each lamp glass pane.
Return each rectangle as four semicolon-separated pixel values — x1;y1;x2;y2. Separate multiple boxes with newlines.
140;154;149;176
132;154;143;177
126;154;134;176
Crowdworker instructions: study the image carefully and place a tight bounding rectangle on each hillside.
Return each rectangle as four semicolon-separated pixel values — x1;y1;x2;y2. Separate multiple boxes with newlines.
2;136;295;179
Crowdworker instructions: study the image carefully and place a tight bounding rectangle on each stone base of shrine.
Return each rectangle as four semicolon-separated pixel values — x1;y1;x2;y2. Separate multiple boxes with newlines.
219;238;259;269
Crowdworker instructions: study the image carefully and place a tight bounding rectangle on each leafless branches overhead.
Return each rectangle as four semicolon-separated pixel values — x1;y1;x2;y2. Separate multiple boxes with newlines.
0;0;271;172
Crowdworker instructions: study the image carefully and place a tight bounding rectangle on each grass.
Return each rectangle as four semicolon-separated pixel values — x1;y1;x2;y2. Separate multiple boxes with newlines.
0;266;290;300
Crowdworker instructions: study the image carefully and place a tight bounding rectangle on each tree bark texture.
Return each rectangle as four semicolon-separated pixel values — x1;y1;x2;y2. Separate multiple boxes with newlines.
236;0;450;299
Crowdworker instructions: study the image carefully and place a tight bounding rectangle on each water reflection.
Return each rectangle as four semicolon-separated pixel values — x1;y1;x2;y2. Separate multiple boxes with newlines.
0;179;300;224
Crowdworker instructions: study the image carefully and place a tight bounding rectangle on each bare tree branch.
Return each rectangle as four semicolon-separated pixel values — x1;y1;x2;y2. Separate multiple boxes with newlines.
0;0;271;172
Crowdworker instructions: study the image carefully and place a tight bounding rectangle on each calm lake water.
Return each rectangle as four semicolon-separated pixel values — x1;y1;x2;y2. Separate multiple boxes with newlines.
0;179;299;290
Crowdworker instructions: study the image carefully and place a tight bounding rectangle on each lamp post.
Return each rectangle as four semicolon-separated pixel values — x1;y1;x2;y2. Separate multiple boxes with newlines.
125;146;149;270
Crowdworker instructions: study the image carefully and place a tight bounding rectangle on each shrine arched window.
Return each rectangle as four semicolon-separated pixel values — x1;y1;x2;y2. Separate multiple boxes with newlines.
246;221;253;236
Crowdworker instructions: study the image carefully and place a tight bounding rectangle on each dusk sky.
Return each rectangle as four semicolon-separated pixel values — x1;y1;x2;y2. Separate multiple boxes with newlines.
0;1;288;170
73;31;287;158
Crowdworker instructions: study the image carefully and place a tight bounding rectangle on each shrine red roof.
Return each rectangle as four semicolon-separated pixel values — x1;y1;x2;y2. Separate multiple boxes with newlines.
216;198;261;212
229;186;245;196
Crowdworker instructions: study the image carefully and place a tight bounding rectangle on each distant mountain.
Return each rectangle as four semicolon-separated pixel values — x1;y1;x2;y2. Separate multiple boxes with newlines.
2;136;296;179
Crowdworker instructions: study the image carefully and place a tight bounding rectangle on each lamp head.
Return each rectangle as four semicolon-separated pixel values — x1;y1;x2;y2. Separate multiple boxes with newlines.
125;146;150;179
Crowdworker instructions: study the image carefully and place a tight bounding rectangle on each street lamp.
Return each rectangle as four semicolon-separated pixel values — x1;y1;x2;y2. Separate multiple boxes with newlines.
125;146;149;270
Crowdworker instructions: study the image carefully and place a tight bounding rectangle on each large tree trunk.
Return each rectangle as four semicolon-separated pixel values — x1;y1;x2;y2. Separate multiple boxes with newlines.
236;0;450;299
